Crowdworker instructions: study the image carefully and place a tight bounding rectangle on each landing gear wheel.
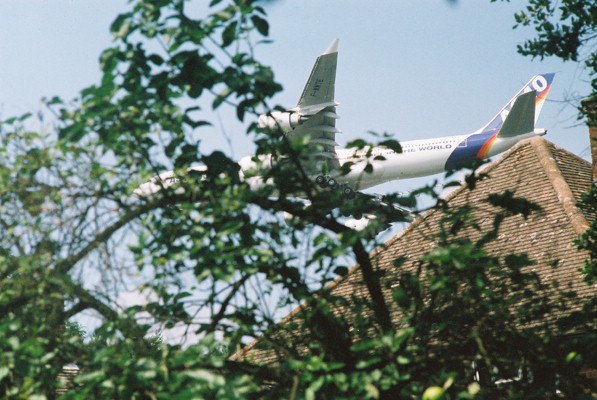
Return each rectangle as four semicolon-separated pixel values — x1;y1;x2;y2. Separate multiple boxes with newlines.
315;175;327;188
343;186;355;200
328;178;338;189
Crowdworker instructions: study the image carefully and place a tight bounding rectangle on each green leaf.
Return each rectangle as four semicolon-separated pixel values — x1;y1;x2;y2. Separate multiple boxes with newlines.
334;266;349;276
221;21;238;47
148;54;164;66
110;12;131;35
251;15;269;36
111;13;132;39
365;383;379;398
213;87;232;109
346;139;368;149
378;139;402;153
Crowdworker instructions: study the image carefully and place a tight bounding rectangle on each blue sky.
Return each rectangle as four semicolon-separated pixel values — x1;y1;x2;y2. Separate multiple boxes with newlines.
0;0;593;196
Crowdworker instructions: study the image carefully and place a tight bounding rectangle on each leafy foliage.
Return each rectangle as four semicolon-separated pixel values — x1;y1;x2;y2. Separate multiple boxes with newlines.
493;0;597;106
0;0;595;399
578;184;597;284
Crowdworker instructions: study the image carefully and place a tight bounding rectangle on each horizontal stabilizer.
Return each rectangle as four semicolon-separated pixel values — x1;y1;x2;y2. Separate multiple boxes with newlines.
498;90;536;137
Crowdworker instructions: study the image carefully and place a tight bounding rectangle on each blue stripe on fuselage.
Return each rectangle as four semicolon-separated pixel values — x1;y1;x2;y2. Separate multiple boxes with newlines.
444;129;499;171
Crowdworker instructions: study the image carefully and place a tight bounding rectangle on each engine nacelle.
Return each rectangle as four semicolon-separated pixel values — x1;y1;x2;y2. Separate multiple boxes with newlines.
258;111;305;133
344;215;376;231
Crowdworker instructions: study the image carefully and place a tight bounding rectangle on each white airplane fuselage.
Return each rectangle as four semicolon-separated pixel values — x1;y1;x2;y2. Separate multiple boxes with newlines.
236;127;545;197
136;127;543;199
331;129;544;191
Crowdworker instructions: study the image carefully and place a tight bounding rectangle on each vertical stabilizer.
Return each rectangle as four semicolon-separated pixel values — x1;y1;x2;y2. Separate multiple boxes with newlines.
498;90;536;137
481;73;555;133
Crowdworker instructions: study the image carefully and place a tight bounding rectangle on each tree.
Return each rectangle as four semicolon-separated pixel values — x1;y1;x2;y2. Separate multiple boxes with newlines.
0;1;595;399
493;0;597;113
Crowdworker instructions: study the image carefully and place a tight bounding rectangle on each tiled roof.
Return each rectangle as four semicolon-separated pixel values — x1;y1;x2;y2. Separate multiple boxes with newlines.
233;137;594;364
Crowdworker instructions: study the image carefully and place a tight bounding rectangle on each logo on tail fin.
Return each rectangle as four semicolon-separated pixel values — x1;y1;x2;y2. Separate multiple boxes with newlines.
444;74;555;171
483;73;555;133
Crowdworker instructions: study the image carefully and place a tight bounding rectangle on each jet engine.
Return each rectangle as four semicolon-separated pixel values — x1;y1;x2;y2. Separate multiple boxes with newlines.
344;215;376;231
258;111;306;133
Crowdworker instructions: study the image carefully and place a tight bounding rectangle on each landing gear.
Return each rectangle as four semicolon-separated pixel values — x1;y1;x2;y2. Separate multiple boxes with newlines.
343;186;356;200
315;175;355;200
315;175;327;187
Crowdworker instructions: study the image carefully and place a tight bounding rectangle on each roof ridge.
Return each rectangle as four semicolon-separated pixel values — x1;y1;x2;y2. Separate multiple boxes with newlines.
540;137;593;166
529;136;589;235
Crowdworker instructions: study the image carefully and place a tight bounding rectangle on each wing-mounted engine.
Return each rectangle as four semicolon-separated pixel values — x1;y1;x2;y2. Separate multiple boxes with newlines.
258;111;307;133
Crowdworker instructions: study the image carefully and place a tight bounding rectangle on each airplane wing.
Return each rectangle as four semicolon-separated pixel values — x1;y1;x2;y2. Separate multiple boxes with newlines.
293;39;339;115
288;39;341;173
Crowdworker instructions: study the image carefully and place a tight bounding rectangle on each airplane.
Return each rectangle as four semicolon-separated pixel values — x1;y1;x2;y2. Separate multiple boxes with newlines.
135;39;555;229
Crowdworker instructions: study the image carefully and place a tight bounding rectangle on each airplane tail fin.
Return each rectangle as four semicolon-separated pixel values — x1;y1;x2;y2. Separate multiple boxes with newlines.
498;90;536;137
481;73;555;133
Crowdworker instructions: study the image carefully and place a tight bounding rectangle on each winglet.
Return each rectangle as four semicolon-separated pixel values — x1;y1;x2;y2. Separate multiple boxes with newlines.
294;39;339;115
323;38;339;55
498;90;536;137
